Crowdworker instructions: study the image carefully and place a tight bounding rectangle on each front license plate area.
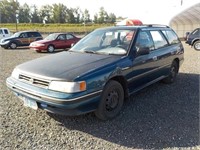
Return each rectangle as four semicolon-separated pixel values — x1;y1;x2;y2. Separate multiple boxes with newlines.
19;96;38;110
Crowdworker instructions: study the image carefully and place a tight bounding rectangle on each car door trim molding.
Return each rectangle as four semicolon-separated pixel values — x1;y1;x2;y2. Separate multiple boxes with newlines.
127;63;171;83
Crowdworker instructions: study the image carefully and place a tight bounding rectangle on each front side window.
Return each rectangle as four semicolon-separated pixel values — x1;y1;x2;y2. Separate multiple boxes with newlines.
135;31;154;51
19;33;28;38
57;34;66;40
70;29;136;55
150;31;168;49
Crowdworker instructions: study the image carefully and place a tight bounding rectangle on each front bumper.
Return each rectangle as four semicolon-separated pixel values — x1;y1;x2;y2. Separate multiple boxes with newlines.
29;46;46;51
6;77;102;115
0;43;9;48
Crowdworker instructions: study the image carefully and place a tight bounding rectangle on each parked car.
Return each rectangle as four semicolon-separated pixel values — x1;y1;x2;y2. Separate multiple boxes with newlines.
0;28;11;40
29;33;81;53
185;28;200;51
6;25;184;120
0;31;43;49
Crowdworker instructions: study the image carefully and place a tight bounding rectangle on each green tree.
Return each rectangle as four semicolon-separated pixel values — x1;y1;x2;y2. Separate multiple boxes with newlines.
93;13;98;23
30;5;40;23
52;3;68;23
81;9;90;23
66;8;76;23
0;0;20;23
39;5;53;23
18;3;30;23
98;7;108;23
108;13;116;23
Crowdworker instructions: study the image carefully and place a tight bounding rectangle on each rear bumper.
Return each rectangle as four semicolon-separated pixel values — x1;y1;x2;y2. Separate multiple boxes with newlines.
6;77;102;115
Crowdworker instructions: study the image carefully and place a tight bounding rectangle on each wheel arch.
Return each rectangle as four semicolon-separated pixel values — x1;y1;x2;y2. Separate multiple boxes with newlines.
109;76;129;100
173;58;180;72
192;38;200;46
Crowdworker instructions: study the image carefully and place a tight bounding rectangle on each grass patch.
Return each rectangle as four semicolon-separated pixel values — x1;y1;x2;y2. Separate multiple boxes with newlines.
0;23;114;34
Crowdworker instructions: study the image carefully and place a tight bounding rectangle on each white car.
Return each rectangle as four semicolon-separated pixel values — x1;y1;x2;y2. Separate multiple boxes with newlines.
0;28;11;40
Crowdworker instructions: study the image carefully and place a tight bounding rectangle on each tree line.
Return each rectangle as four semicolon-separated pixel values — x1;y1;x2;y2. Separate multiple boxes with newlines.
0;0;120;24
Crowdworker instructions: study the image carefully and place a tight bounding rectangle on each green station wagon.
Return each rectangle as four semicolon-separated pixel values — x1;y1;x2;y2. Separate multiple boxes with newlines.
6;25;184;120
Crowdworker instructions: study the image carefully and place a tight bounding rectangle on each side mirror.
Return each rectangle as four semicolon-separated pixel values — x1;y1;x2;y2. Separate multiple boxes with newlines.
137;47;150;56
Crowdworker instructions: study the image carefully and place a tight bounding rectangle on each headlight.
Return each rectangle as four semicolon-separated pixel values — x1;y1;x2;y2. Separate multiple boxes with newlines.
30;43;45;47
11;68;20;79
49;81;86;93
2;40;10;44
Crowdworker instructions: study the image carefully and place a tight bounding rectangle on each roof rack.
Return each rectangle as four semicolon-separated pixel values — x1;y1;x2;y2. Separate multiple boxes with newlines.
143;24;170;28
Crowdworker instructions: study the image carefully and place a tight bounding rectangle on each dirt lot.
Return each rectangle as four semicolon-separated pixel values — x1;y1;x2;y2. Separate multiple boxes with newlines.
0;43;199;150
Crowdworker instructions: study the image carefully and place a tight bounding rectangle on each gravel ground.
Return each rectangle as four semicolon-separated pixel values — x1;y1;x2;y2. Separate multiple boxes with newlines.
0;43;199;150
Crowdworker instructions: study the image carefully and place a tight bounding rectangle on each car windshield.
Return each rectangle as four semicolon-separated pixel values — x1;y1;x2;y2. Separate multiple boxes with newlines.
45;34;58;40
70;28;135;55
12;32;21;37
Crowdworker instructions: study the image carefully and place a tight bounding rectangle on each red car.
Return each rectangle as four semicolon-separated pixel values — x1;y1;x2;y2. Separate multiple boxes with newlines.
29;33;80;53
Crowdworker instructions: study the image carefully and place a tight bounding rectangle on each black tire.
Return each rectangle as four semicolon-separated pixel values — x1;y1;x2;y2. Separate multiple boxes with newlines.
193;40;200;51
95;80;124;120
10;42;17;49
47;45;55;53
162;61;179;84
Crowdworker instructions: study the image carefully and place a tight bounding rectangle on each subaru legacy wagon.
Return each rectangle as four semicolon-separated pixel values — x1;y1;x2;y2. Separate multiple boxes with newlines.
7;25;184;120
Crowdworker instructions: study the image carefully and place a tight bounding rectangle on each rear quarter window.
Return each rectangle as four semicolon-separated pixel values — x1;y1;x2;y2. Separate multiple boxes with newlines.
162;30;180;45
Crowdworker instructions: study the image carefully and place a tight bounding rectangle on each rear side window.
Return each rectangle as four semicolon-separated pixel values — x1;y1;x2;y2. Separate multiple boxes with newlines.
150;31;168;49
162;30;180;45
66;34;74;40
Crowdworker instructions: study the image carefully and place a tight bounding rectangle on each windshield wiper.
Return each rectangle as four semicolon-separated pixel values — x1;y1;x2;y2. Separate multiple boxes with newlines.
83;50;96;54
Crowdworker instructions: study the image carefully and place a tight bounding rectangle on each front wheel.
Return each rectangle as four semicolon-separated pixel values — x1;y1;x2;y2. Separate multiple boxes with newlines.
47;45;55;53
95;80;124;120
162;61;179;84
10;42;17;49
193;40;200;51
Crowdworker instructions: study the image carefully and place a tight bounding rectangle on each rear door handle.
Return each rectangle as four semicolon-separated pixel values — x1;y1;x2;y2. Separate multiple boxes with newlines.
153;56;158;61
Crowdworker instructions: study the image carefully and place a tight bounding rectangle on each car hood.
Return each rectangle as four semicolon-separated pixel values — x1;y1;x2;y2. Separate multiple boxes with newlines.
16;51;120;81
1;36;18;41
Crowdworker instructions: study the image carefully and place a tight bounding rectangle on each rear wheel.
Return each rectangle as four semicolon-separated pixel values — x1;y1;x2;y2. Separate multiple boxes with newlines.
47;45;55;53
95;80;124;120
162;61;179;84
10;42;17;49
193;40;200;51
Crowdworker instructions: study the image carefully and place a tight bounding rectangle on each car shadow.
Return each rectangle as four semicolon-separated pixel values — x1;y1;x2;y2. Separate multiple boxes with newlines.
48;72;199;149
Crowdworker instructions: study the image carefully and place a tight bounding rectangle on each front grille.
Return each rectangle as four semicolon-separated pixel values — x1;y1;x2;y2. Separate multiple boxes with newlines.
19;74;50;88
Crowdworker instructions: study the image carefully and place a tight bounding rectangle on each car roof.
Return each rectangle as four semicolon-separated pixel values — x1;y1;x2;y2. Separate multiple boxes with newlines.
16;31;40;34
97;24;171;31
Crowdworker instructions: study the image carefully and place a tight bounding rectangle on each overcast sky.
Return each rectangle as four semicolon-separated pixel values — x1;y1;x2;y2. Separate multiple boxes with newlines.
18;0;199;24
